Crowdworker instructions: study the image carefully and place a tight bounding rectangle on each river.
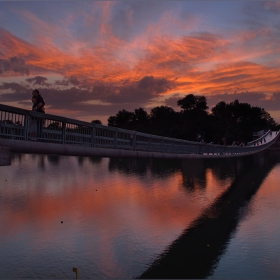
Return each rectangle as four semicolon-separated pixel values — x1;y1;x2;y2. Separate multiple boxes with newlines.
0;149;280;278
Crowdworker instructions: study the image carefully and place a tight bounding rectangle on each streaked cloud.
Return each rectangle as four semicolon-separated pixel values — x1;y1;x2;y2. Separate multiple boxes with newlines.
26;76;49;86
1;1;280;124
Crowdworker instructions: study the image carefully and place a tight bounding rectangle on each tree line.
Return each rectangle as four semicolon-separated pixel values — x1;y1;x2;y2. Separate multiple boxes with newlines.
94;94;279;144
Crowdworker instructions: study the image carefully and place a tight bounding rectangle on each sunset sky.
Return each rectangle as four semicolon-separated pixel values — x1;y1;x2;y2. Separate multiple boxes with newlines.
1;0;280;124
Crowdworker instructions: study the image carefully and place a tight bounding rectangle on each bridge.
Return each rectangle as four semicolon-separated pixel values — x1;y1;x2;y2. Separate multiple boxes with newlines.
0;103;279;161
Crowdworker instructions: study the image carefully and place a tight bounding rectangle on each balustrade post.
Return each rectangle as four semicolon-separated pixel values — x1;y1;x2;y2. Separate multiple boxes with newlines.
132;133;136;151
148;136;151;151
24;113;29;140
62;120;66;144
114;128;118;149
91;125;96;147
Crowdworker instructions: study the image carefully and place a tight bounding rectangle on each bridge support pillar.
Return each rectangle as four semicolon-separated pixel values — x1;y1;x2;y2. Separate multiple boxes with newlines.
0;147;11;166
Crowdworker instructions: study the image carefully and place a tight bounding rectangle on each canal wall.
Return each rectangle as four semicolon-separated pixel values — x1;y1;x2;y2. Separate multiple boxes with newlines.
0;138;261;159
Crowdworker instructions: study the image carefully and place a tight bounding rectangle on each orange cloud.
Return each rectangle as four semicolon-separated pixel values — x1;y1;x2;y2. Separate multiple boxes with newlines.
1;2;280;123
1;11;280;96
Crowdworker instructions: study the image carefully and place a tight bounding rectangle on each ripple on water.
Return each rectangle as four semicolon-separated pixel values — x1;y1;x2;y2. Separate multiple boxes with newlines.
1;153;280;278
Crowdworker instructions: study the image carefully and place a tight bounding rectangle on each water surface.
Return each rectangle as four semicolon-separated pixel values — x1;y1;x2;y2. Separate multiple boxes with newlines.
0;150;280;278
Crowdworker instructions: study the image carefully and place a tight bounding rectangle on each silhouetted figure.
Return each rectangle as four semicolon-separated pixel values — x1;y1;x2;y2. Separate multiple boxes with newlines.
32;89;45;139
28;95;38;140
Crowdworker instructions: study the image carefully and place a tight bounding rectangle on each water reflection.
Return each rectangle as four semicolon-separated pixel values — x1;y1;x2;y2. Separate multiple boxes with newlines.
47;155;60;165
181;157;246;192
88;156;102;165
1;151;280;279
138;150;280;279
38;154;46;170
108;158;182;178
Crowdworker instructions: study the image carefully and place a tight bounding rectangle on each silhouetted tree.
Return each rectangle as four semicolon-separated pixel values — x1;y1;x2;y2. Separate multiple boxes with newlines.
91;120;102;125
133;108;149;124
107;96;278;143
131;108;150;133
108;109;134;129
177;94;208;112
211;99;277;143
149;106;181;137
176;94;210;141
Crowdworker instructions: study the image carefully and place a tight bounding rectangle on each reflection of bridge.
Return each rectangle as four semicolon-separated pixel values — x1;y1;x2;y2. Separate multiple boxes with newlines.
138;150;280;278
0;104;279;159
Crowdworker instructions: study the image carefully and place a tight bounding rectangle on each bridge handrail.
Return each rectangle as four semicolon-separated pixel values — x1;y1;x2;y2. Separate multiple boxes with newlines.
0;103;279;156
0;103;201;145
247;129;272;146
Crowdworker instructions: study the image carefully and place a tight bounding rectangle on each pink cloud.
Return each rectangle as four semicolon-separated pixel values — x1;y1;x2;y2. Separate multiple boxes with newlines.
1;2;280;123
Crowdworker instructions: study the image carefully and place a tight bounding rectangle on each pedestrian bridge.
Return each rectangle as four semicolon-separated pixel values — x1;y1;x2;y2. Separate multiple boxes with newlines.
0;103;279;159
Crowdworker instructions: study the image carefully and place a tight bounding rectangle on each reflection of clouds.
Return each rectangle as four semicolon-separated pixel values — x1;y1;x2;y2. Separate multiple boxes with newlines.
1;154;230;240
3;153;271;278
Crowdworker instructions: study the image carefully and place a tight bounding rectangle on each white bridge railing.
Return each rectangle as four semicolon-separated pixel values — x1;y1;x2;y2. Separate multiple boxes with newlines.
0;104;279;156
